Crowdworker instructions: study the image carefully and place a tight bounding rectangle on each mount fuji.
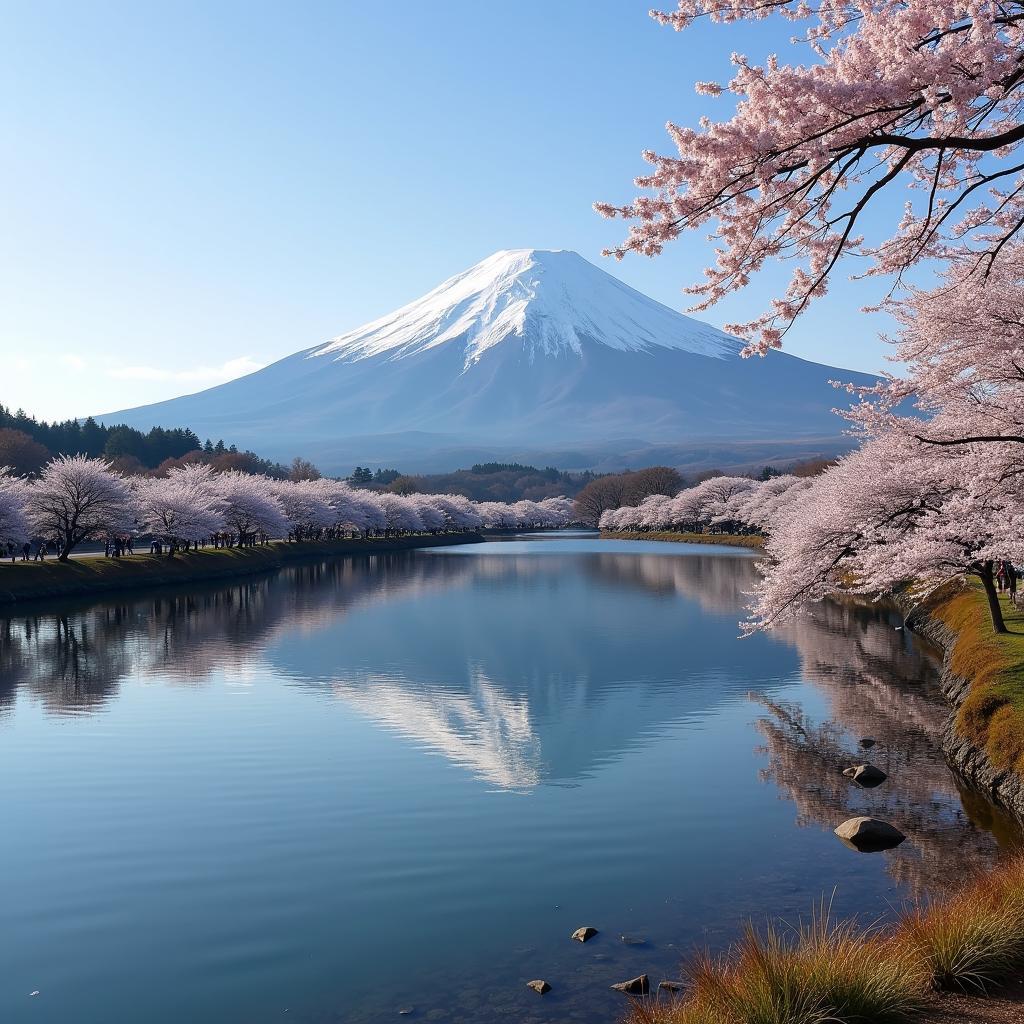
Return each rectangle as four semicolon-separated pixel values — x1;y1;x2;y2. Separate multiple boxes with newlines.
98;249;875;473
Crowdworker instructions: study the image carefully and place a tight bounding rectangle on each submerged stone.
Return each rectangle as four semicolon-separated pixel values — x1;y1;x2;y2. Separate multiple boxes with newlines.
611;974;649;995
620;934;647;946
850;763;888;788
834;816;905;852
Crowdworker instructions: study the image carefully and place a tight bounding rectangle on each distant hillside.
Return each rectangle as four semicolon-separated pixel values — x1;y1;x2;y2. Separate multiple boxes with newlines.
367;463;595;502
0;404;294;478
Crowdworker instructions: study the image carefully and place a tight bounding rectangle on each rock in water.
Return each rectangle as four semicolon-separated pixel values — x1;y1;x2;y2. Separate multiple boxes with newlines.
620;934;647;946
835;816;905;852
571;926;598;943
611;975;650;995
658;980;685;993
527;980;551;995
850;763;888;788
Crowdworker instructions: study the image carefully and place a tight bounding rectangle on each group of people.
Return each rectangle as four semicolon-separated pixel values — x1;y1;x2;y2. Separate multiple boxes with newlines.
7;539;48;561
996;560;1019;600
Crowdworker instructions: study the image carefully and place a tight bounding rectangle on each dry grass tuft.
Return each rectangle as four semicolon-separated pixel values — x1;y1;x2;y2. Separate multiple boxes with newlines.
622;859;1024;1024
902;859;1024;994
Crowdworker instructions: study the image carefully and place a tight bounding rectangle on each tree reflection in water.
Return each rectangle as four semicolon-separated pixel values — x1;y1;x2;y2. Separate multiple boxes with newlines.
758;600;1023;896
0;553;474;716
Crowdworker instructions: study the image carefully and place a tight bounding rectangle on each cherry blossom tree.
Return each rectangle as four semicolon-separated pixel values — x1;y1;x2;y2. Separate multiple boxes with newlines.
135;477;225;551
747;432;1024;634
599;2;1024;352
272;479;336;538
323;483;378;536
24;455;135;560
538;496;576;526
0;468;29;549
411;495;447;533
855;244;1024;457
375;493;424;534
215;471;288;543
422;493;484;531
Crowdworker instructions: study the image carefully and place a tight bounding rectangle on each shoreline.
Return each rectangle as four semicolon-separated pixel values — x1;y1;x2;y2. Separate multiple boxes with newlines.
0;533;483;607
907;588;1024;824
599;530;764;549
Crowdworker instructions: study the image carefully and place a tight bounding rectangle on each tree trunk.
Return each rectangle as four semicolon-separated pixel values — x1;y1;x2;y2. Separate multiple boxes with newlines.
979;561;1008;634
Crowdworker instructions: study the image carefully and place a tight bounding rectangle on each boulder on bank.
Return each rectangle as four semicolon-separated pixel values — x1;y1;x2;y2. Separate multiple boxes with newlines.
571;926;598;943
526;980;551;995
842;763;888;788
611;975;649;995
834;816;906;852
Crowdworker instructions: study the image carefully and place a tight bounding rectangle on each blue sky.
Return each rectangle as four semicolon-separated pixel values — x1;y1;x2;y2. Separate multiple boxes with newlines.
2;1;903;423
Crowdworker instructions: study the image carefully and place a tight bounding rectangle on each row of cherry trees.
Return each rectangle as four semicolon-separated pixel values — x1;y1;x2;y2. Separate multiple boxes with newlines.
0;456;576;561
598;474;811;536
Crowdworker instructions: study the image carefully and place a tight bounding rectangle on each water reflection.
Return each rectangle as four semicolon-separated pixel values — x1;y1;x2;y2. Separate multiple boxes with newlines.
5;545;1014;867
0;553;476;715
0;548;773;792
753;600;1022;894
1;539;1022;1024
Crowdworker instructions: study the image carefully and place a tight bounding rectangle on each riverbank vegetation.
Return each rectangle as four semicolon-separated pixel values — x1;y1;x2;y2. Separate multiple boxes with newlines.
927;587;1024;781
600;531;764;549
598;474;805;540
625;857;1024;1024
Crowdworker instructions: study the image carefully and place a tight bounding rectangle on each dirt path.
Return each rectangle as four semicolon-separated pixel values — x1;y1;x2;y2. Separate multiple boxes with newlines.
923;979;1024;1023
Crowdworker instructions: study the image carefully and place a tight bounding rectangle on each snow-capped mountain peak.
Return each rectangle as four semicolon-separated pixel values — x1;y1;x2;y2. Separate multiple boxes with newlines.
310;248;739;368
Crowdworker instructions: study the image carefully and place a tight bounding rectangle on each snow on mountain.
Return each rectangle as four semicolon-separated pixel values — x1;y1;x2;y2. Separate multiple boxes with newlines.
96;249;874;474
311;249;739;367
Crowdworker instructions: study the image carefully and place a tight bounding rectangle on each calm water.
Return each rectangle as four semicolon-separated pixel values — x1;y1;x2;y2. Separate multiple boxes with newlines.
0;534;1019;1024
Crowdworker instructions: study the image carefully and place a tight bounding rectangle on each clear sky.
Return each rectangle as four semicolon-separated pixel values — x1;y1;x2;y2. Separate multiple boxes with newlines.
2;1;903;423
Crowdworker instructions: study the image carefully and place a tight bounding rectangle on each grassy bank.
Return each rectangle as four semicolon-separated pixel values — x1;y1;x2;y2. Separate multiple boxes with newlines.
625;857;1024;1024
600;531;764;550
926;586;1024;779
0;533;482;606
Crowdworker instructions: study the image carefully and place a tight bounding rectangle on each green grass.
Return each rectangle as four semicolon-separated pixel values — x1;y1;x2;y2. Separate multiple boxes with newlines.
625;858;1024;1024
600;531;765;550
928;586;1024;777
0;534;481;605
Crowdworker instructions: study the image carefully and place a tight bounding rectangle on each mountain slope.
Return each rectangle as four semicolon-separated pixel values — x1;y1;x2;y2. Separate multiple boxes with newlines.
98;249;873;472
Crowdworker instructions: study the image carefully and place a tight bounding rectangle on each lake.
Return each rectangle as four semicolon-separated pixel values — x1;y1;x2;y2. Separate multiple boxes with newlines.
0;533;1019;1024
